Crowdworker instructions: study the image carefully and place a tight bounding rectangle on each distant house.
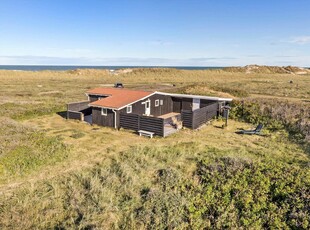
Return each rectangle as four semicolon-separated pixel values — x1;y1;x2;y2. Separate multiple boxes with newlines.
67;87;232;137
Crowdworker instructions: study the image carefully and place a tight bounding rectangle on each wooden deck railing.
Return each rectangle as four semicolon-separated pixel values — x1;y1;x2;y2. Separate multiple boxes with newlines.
119;113;140;130
119;113;165;136
120;102;219;135
181;102;219;129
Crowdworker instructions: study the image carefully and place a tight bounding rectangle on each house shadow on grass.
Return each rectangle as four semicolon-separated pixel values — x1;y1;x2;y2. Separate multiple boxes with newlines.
56;111;67;119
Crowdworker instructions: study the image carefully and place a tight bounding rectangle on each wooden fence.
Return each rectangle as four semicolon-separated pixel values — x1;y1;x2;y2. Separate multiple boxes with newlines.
119;113;164;136
140;116;164;136
119;113;140;131
181;110;193;128
181;102;219;129
120;102;218;135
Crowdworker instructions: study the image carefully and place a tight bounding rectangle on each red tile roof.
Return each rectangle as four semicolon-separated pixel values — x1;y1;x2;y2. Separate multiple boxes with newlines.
87;88;154;109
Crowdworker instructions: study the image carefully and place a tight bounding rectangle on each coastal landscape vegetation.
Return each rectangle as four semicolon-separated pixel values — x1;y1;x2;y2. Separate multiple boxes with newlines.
0;67;309;229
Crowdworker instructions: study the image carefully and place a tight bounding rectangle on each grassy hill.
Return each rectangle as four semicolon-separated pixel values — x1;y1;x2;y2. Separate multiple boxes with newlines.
224;64;310;75
0;68;309;229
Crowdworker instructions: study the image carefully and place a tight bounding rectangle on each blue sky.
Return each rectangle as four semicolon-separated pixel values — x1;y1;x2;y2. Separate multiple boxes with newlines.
0;0;310;66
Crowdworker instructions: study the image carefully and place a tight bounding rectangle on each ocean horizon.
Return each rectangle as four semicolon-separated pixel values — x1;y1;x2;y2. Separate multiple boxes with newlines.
0;65;224;71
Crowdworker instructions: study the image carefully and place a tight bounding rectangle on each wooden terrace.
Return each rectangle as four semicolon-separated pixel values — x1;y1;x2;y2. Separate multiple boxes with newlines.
158;112;181;137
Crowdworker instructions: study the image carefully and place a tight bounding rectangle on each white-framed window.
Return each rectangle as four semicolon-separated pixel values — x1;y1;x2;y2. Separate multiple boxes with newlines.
126;105;132;113
98;97;102;100
101;108;107;116
160;100;163;105
155;99;160;107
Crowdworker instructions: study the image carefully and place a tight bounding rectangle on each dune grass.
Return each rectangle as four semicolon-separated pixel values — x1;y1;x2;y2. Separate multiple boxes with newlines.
0;68;309;229
0;120;308;229
0;118;69;184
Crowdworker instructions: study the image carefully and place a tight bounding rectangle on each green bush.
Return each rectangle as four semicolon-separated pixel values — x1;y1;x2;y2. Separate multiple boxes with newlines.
230;99;310;144
188;157;310;229
1;144;308;229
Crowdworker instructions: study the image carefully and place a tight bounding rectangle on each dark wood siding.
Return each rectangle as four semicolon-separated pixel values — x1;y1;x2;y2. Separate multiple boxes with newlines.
148;94;173;116
200;99;217;108
172;98;182;112
172;97;193;112
92;107;114;127
119;93;173;116
119;98;146;115
182;98;192;110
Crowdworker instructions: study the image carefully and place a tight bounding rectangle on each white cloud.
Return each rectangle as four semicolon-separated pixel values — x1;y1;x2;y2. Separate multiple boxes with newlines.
290;36;310;45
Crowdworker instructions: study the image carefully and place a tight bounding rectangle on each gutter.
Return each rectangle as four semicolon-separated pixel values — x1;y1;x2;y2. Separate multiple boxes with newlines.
112;109;117;129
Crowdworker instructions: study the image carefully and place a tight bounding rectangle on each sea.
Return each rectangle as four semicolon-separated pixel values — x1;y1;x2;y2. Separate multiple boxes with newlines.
0;65;223;71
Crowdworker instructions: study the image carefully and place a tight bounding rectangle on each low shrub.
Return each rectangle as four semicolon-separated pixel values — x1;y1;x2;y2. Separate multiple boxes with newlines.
188;157;310;229
230;99;310;144
1;144;308;229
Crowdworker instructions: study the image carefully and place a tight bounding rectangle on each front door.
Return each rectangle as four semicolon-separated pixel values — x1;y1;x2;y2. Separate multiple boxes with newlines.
143;99;151;116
